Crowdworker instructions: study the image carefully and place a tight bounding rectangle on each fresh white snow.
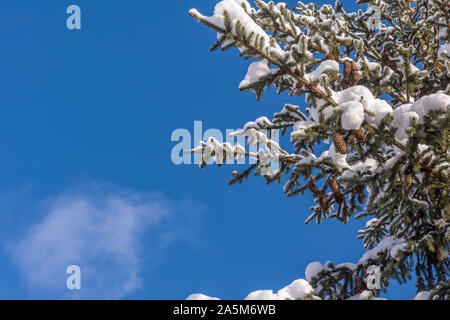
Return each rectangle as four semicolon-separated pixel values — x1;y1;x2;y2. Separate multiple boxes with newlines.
187;278;319;300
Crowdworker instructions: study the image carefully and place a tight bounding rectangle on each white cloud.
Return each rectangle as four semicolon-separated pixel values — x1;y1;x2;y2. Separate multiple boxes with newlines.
8;183;202;299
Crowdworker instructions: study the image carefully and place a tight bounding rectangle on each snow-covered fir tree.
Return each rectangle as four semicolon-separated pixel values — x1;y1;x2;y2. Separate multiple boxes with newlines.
187;0;450;300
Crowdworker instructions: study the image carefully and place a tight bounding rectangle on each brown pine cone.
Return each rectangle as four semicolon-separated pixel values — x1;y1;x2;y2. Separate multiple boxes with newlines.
343;61;352;77
358;192;366;205
348;135;356;142
351;71;361;85
354;274;368;294
381;53;392;67
334;192;344;205
351;61;358;72
352;128;366;142
328;178;340;194
319;196;329;213
325;53;336;61
332;133;348;155
308;181;320;195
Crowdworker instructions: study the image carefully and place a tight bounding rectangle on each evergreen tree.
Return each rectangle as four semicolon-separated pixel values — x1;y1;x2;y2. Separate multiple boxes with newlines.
188;0;449;300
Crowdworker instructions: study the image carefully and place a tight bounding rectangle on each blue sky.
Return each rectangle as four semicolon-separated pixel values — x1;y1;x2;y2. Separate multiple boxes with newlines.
0;0;416;299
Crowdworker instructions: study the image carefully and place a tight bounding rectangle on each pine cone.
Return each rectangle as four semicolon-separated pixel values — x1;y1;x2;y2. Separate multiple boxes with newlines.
319;196;329;213
358;192;366;205
334;192;344;205
332;133;348;155
308;181;320;195
354;274;368;294
351;71;361;85
352;128;366;142
328;178;340;194
343;61;352;77
351;61;358;72
381;53;392;67
325;53;336;61
348;135;356;142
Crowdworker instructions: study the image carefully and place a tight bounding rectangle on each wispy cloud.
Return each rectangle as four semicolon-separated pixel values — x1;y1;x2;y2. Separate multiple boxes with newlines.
7;183;203;299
